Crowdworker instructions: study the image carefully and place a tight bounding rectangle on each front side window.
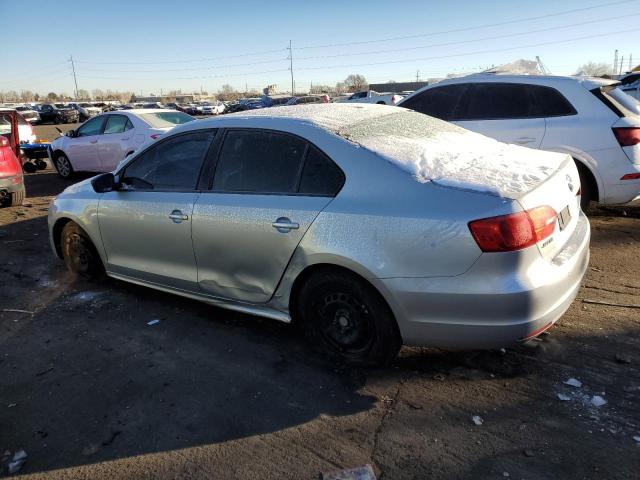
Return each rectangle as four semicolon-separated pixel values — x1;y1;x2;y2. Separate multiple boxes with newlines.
77;116;105;137
213;130;306;194
103;115;129;134
401;85;468;121
122;130;214;190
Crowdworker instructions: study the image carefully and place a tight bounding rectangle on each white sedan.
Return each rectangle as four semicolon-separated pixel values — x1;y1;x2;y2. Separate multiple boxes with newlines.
48;109;195;178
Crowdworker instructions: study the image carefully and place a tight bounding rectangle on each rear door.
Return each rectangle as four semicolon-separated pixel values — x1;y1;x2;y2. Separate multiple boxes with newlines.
97;114;135;171
66;116;106;171
98;129;216;291
454;83;546;148
192;129;344;303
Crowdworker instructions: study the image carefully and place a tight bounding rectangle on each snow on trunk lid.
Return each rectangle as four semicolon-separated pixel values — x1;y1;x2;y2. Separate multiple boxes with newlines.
339;110;566;199
516;155;581;261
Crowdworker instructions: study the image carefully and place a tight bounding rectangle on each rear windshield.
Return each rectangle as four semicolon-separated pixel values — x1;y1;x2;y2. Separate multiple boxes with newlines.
138;111;195;128
608;87;640;115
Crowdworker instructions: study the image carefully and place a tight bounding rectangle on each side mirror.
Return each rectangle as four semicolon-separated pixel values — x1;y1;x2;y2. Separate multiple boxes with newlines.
91;173;117;193
65;129;75;137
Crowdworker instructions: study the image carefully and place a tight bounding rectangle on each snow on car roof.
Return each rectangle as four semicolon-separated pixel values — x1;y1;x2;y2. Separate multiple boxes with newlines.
345;110;567;198
221;104;566;198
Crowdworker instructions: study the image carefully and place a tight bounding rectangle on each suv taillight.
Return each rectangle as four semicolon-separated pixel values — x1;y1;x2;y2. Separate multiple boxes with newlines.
391;95;398;104
612;127;640;147
468;206;557;253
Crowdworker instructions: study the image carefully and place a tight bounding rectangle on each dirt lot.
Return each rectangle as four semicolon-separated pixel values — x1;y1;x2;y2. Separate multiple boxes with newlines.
1;135;639;478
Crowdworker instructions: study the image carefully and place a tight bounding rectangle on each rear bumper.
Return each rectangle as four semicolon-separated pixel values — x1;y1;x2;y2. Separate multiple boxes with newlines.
0;174;25;194
379;213;590;350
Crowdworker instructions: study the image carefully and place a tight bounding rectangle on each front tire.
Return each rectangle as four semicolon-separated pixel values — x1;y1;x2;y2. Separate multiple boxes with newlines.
55;153;74;178
61;222;103;279
297;270;402;366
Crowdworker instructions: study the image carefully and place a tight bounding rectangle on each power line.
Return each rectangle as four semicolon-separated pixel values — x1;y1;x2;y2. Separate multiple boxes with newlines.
294;28;638;72
295;13;640;61
74;48;288;65
78;57;288;74
295;0;637;50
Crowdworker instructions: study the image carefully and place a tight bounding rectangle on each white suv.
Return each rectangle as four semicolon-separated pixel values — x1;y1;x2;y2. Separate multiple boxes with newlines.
398;75;640;208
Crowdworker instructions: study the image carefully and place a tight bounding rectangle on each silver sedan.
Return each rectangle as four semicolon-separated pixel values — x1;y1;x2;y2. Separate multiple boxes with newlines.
48;104;590;366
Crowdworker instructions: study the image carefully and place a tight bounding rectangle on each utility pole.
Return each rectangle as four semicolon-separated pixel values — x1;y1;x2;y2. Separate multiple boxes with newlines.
630;54;633;71
416;70;420;83
69;55;79;99
619;56;624;75
288;40;294;95
613;49;619;76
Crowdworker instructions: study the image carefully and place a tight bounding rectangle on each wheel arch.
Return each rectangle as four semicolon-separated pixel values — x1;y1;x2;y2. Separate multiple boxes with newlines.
573;158;599;203
51;217;105;265
286;261;400;333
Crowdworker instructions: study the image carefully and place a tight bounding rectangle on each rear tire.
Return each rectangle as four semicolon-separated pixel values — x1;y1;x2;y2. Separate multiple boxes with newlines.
61;222;103;280
55;153;74;179
297;270;402;366
9;188;25;207
576;162;595;211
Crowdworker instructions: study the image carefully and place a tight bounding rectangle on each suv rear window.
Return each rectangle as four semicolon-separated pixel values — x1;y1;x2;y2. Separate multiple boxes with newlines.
593;85;640;117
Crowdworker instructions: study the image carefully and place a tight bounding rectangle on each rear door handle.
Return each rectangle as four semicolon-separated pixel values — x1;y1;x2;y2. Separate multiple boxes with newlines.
272;217;299;232
169;210;189;223
514;137;536;145
121;137;130;141
89;139;98;144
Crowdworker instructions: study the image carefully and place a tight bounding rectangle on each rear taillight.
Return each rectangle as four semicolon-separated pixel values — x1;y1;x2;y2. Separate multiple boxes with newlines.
391;95;398;104
150;134;162;140
612;127;640;147
468;206;557;253
621;173;640;180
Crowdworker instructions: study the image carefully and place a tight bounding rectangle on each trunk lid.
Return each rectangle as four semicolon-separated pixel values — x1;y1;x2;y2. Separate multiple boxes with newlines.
516;155;581;261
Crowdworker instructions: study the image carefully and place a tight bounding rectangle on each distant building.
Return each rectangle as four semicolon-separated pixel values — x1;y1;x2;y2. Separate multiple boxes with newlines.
368;81;429;93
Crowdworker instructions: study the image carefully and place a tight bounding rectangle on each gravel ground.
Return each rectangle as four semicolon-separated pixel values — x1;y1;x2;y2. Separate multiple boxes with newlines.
0;130;639;479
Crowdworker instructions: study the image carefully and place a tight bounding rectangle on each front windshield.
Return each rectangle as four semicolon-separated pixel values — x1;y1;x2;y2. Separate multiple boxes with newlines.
79;103;92;107
54;103;67;108
138;111;195;128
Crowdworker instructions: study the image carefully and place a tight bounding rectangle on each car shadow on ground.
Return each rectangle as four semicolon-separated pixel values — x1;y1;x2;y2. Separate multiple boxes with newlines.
1;191;639;477
23;170;93;198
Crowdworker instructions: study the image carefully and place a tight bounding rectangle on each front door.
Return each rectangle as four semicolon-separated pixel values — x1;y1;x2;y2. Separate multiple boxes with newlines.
192;129;344;303
98;129;216;291
67;116;106;171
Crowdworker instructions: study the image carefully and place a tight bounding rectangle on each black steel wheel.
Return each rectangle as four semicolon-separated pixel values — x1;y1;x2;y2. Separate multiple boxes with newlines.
297;269;401;366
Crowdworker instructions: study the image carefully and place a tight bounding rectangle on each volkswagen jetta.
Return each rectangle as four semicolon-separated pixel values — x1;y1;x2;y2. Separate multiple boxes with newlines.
48;104;590;365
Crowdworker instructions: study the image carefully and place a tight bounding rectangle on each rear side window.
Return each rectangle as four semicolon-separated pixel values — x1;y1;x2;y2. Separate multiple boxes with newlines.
299;145;345;196
213;130;306;193
103;115;128;134
460;83;535;120
530;85;577;116
123;130;214;190
401;84;468;121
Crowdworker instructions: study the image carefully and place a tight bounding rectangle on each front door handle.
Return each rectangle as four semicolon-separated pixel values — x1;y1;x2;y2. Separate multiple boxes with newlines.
514;136;536;145
272;217;299;233
169;210;189;223
89;139;98;144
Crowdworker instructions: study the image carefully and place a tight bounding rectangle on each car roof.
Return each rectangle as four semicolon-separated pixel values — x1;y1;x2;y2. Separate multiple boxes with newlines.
400;74;619;104
174;103;401;135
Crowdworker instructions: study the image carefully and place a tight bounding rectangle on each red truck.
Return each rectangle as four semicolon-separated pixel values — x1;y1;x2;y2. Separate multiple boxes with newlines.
0;109;25;206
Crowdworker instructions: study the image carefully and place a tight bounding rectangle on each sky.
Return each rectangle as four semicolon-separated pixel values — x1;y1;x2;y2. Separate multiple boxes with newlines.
1;0;638;96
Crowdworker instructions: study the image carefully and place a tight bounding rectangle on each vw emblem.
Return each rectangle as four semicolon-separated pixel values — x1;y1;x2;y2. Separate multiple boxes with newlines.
566;174;574;192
